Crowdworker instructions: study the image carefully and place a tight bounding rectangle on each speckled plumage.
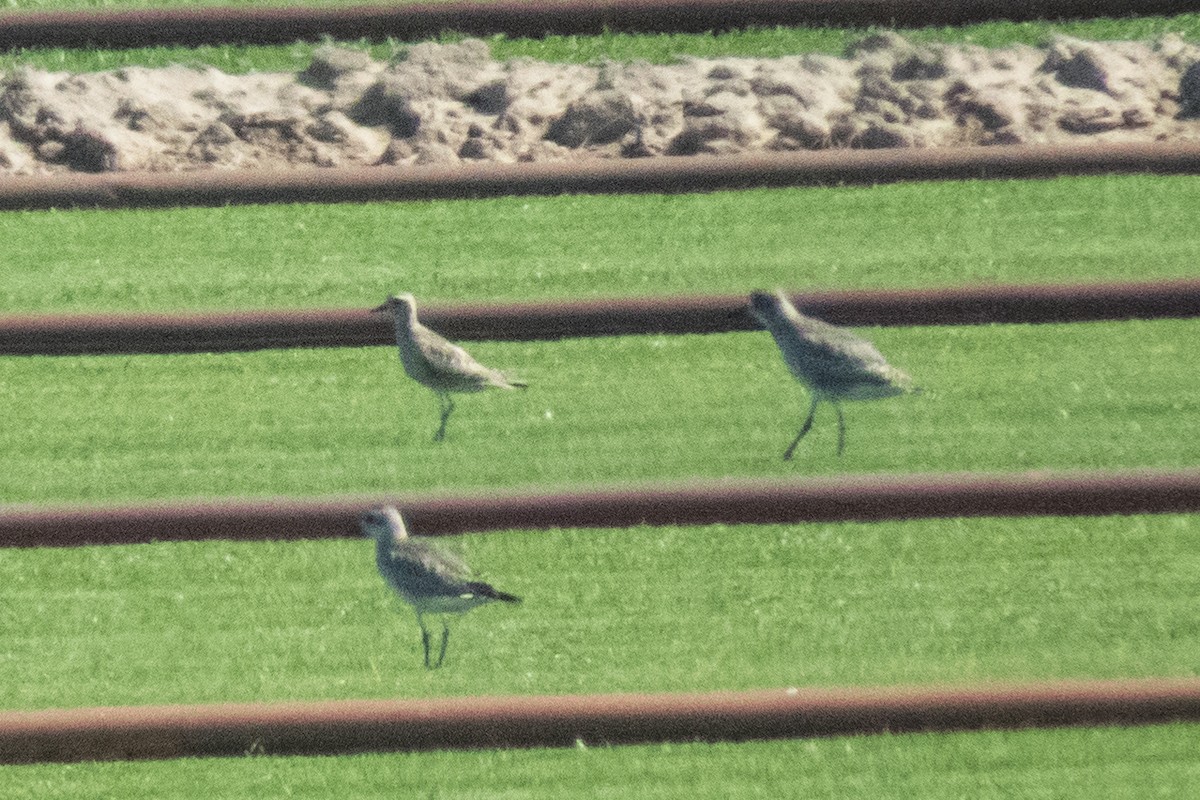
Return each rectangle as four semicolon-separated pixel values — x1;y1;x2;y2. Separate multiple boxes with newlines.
360;506;520;669
373;294;527;441
749;290;917;458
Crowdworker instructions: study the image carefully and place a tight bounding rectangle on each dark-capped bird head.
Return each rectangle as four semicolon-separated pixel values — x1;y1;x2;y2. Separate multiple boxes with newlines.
371;293;418;321
359;506;409;543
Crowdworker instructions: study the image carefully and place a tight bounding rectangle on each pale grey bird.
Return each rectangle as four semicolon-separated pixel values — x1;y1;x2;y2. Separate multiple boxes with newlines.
749;290;918;459
372;294;528;441
360;506;521;670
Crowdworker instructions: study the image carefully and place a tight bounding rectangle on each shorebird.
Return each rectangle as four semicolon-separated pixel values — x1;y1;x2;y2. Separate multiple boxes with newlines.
749;290;917;459
360;506;521;670
372;294;528;441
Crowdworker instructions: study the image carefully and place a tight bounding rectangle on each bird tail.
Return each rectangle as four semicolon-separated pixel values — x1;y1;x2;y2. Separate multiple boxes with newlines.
501;372;529;389
468;581;522;603
491;370;528;390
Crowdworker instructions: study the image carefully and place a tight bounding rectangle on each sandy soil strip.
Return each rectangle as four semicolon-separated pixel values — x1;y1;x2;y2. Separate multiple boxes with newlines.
3;34;1200;174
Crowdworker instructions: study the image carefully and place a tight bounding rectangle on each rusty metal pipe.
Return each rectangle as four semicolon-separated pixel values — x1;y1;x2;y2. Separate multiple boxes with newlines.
1;278;1197;356
2;0;1199;50
3;468;1200;548
1;143;1200;211
1;677;1198;764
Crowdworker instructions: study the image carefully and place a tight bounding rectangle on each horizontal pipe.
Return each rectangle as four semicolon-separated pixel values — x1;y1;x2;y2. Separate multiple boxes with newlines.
3;468;1200;548
2;279;1198;356
1;677;1198;764
2;0;1196;50
2;142;1200;212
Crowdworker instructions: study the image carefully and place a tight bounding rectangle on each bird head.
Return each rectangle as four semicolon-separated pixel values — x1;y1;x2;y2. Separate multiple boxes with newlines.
359;506;409;542
371;294;418;321
748;290;789;325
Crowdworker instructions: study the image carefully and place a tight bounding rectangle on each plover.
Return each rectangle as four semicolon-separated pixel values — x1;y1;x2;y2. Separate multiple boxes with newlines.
372;294;528;441
360;506;521;669
749;290;917;459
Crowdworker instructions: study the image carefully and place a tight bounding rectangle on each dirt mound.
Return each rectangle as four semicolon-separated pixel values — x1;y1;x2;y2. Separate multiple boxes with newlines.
2;34;1200;174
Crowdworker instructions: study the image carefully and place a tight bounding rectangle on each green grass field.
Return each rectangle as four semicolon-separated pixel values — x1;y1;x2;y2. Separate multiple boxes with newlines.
3;515;1198;709
2;175;1196;314
3;174;1197;502
3;721;1197;800
1;5;1199;794
1;514;1198;794
3;9;1200;73
1;153;1197;800
1;318;1197;503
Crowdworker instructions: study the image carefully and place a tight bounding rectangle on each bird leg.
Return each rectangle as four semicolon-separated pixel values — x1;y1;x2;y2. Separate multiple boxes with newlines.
434;394;455;442
783;396;820;461
434;622;450;669
834;403;846;457
417;613;433;670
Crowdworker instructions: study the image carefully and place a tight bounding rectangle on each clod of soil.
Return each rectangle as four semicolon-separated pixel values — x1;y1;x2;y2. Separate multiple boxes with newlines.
1;33;1199;174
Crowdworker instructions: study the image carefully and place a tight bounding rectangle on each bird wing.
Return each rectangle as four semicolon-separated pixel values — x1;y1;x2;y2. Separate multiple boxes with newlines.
780;320;906;391
418;328;499;382
809;326;892;370
387;538;476;598
394;537;473;578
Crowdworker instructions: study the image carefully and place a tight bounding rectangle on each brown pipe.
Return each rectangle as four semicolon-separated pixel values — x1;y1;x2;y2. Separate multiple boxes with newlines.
1;677;1198;763
2;278;1198;355
2;142;1200;211
1;0;1196;50
3;468;1199;548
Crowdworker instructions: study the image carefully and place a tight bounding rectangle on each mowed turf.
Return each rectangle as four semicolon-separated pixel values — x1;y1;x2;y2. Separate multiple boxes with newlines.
1;514;1199;796
0;134;1196;796
2;175;1198;315
4;9;1200;74
0;7;1197;795
3;722;1200;799
0;318;1196;503
0;515;1197;710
